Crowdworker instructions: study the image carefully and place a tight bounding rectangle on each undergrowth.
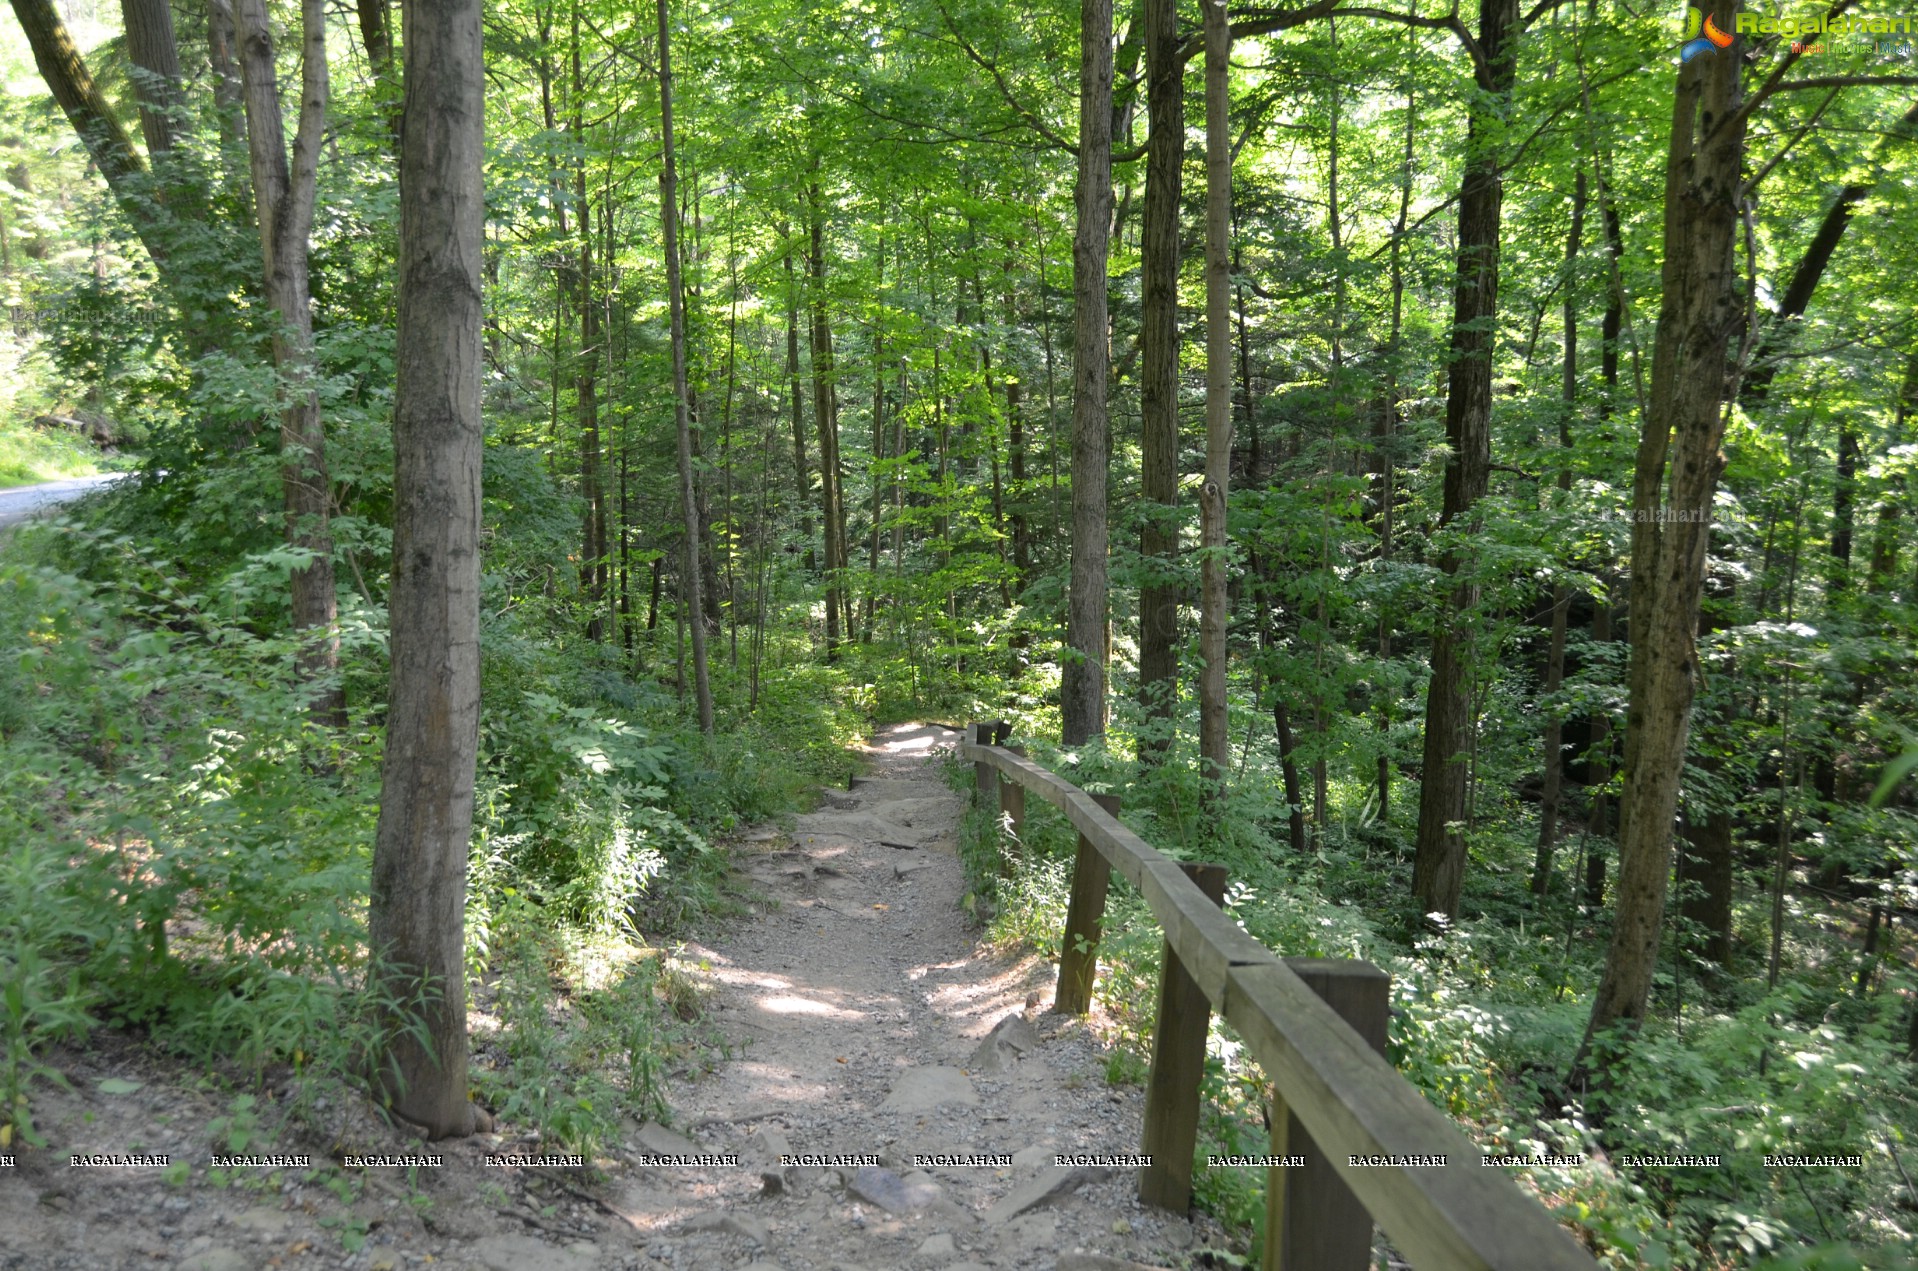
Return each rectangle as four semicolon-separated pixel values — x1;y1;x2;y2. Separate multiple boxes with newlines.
951;708;1918;1271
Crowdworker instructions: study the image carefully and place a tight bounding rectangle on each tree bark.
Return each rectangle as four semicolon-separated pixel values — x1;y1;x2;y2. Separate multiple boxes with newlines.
235;0;341;722
1197;0;1232;804
1534;167;1586;896
1412;0;1518;921
659;0;713;733
1580;11;1747;1062
1062;0;1113;746
807;184;846;661
1136;0;1182;761
8;0;169;270
783;241;813;561
119;0;183;163
368;0;488;1140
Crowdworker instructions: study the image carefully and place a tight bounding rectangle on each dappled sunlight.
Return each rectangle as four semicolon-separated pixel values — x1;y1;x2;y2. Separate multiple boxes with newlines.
754;992;867;1020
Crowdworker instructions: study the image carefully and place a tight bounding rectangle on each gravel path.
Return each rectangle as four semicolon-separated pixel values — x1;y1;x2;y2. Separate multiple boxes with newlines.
608;722;1222;1271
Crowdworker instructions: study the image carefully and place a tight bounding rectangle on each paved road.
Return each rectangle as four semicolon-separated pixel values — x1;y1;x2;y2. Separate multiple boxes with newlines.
0;472;127;531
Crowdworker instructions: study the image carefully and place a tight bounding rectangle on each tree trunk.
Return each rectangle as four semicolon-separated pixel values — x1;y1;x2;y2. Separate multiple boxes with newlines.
1534;167;1586;896
1678;806;1734;971
1136;0;1181;761
1197;0;1232;804
9;0;170;271
119;0;183;163
576;191;606;641
355;0;401;147
783;241;812;561
235;0;341;722
807;184;846;661
1580;13;1747;1062
1412;0;1517;921
368;0;487;1140
1062;0;1113;746
659;0;713;733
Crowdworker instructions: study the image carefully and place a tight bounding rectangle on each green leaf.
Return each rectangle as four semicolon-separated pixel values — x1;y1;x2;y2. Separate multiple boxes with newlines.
97;1078;144;1095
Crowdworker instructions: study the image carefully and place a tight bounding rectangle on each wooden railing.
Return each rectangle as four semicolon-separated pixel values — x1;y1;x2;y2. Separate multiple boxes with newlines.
960;721;1601;1271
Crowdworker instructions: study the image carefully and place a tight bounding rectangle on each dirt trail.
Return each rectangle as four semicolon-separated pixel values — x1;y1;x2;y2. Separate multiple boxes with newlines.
1;723;1228;1271
611;722;1222;1271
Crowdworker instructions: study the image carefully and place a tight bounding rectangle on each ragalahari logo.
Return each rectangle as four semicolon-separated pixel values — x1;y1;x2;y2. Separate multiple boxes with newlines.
1680;6;1736;60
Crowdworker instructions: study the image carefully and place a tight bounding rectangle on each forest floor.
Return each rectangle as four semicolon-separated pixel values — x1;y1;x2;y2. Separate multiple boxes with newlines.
2;723;1231;1271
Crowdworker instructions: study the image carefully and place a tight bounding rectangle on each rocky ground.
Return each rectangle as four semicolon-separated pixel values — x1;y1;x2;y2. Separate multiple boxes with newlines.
1;723;1238;1271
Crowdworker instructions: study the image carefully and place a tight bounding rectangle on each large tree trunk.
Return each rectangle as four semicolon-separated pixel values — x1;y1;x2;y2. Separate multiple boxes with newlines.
1062;0;1113;746
119;0;182;163
1197;0;1232;803
1579;10;1746;1064
1135;0;1181;760
235;0;341;722
368;0;488;1140
1412;0;1517;920
660;0;713;733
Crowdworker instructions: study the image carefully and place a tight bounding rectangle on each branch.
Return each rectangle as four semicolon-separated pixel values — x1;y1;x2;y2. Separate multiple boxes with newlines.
1710;0;1855;140
1756;74;1918;96
1738;87;1840;199
1177;0;1341;63
1326;6;1490;87
936;1;1078;155
287;0;329;250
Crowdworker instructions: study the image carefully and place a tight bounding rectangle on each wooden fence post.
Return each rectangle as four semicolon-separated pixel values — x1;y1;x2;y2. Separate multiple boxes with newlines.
1139;859;1229;1212
998;729;1026;846
1263;958;1390;1271
1053;791;1121;1015
969;721;997;811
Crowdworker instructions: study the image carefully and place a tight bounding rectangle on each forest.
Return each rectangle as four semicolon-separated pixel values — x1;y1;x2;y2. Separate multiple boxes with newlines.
2;0;1918;1264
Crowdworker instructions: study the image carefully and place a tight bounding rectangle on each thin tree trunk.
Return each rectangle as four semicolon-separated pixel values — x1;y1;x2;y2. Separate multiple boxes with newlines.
1062;0;1113;746
784;240;812;562
1534;167;1586;896
1197;0;1232;804
658;0;712;733
1413;0;1518;921
368;0;487;1139
1136;0;1181;760
807;182;846;661
1579;13;1748;1065
235;0;341;722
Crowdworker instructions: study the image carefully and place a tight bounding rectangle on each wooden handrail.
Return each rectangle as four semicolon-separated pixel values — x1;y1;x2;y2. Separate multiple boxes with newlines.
960;724;1600;1271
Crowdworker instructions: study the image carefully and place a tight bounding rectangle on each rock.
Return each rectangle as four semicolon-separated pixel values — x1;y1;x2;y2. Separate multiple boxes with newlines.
948;1264;994;1271
474;1234;600;1271
633;1120;704;1157
880;1066;979;1112
682;1211;771;1246
369;1253;402;1271
1054;1258;1174;1271
916;1232;958;1257
985;1168;1091;1224
1011;1144;1052;1172
230;1206;292;1236
845;1165;943;1213
968;1013;1041;1073
173;1251;250;1271
894;859;930;879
